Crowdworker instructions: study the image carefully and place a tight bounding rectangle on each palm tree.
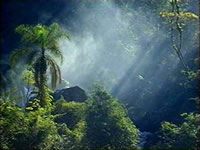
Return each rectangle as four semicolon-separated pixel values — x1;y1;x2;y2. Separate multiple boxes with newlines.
10;23;70;106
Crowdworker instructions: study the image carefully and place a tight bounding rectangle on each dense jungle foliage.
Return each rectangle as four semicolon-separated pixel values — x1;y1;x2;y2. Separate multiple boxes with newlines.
0;0;199;149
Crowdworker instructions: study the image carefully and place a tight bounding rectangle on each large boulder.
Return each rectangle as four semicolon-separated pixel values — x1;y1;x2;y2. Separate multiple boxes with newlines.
53;86;88;102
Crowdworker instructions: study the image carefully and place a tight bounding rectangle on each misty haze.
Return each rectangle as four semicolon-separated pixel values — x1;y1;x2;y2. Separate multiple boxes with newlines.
0;0;199;149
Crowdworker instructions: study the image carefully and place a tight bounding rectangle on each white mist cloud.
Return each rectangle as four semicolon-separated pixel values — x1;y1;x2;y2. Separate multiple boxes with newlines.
57;2;167;90
50;0;196;96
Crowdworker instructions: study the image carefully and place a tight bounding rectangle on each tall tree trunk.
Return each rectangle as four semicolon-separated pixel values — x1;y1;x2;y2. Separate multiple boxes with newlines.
38;47;47;107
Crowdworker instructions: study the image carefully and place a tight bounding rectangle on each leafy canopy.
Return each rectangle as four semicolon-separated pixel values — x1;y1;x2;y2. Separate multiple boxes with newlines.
10;23;70;90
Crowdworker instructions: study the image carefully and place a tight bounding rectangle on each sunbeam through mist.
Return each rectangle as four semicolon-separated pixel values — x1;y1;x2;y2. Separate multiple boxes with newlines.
0;0;198;149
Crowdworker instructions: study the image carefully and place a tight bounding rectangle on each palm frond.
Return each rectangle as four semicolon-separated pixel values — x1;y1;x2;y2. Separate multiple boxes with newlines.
16;24;48;46
10;48;35;68
26;49;40;66
45;55;61;90
16;25;37;44
46;41;64;64
47;23;70;42
45;23;70;64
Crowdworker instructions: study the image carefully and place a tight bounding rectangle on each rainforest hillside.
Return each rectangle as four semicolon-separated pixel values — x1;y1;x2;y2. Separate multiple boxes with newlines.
0;0;199;149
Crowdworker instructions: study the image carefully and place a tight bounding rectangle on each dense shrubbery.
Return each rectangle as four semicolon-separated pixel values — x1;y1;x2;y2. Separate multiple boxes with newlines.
0;101;62;150
84;87;139;149
0;87;198;150
0;87;140;150
146;113;198;150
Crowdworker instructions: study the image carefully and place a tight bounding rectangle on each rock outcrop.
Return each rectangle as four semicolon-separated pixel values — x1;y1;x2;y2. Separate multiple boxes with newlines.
53;86;88;102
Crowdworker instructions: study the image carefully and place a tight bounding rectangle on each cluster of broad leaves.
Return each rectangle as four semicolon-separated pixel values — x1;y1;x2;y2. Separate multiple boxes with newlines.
0;86;140;150
146;112;198;150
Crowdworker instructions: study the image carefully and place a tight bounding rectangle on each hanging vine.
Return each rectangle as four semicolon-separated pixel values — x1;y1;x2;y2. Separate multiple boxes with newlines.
160;0;198;71
170;0;187;70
